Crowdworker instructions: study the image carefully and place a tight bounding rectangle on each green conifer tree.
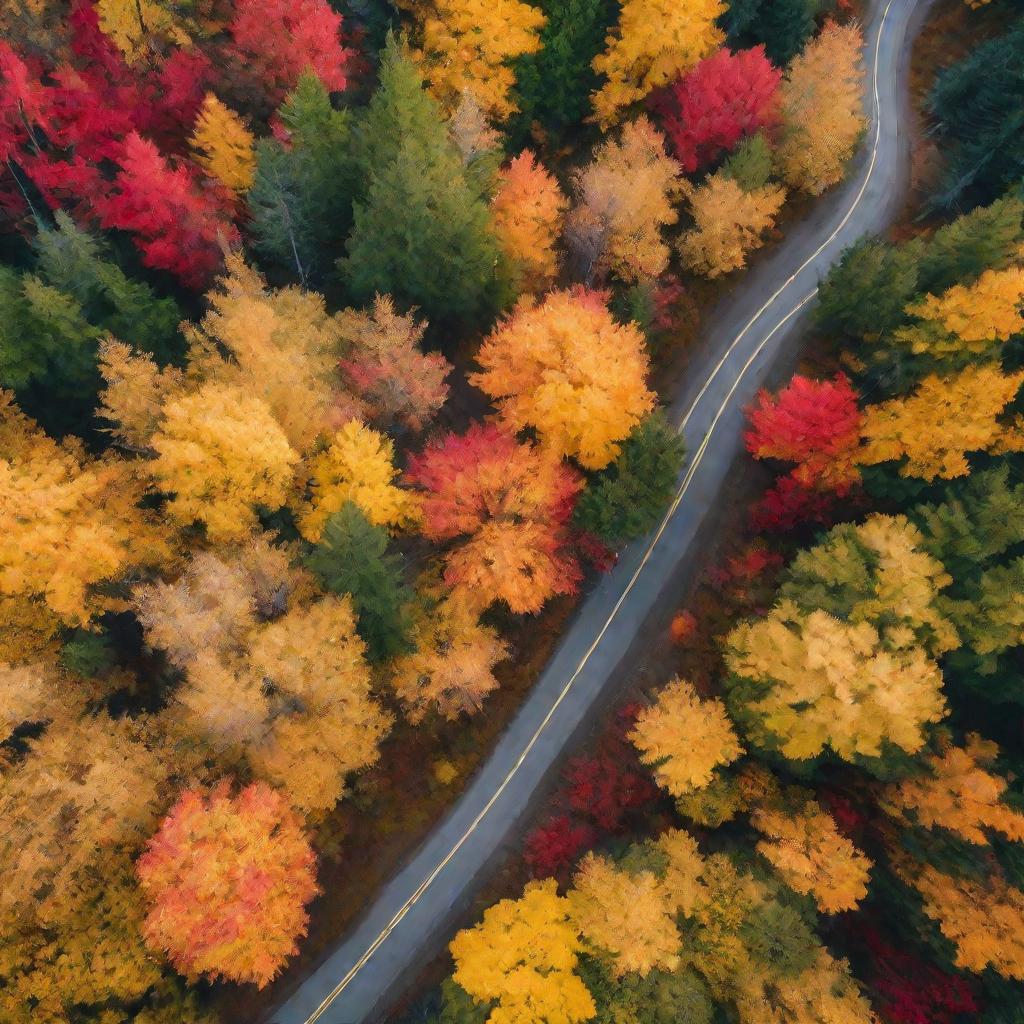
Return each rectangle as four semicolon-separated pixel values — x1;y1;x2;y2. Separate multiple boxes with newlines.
339;36;505;330
305;502;415;663
574;411;686;547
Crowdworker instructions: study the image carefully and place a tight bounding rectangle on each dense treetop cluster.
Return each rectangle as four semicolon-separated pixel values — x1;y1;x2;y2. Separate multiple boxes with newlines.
0;0;952;1020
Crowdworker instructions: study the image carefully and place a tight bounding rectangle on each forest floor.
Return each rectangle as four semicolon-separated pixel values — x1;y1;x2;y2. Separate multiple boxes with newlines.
216;7;959;1020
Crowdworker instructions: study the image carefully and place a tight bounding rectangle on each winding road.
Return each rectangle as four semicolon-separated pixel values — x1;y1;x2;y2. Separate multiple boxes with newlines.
269;1;932;1020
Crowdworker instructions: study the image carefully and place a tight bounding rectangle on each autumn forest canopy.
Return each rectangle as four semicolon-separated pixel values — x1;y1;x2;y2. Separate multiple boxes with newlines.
0;0;1022;1022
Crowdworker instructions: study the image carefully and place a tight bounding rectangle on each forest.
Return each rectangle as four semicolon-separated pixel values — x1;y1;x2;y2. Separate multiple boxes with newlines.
413;3;1024;1024
1;0;1021;1022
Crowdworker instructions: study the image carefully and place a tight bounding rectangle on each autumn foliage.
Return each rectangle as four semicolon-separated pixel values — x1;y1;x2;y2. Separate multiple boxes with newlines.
408;424;583;613
656;46;782;173
472;287;655;469
137;781;318;988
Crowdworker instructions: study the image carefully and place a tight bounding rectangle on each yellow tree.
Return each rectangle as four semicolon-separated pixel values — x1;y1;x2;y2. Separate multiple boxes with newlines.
629;678;743;797
492;151;568;293
471;287;655;469
590;0;725;128
569;853;681;976
390;592;509;722
657;828;707;916
298;419;420;541
151;382;299;542
191;93;256;193
751;799;872;913
858;364;1024;480
246;596;393;811
779;513;959;658
415;0;546;118
95;0;191;63
882;733;1024;844
677;171;786;279
907;864;1024;980
0;714;167;925
776;21;866;195
449;878;596;1024
725;602;947;763
566;116;682;283
97;338;185;449
894;265;1024;360
0;391;168;629
182;255;344;453
735;949;878;1024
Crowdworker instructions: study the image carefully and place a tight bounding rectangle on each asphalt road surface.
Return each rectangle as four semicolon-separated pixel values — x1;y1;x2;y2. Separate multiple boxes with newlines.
269;1;933;1019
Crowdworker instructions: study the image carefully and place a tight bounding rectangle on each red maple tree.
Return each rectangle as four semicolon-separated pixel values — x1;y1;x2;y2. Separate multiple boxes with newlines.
226;0;352;105
655;46;782;173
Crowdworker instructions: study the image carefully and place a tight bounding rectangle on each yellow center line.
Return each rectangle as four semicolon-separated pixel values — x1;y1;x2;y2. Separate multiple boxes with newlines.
298;2;897;1019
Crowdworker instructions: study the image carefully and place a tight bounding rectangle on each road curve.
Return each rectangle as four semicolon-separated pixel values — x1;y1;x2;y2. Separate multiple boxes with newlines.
270;2;931;1020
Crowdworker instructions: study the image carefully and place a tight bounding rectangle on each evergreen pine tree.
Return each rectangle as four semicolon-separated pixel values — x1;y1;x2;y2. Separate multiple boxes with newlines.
339;36;505;330
723;0;817;66
574;411;686;546
305;502;415;663
248;72;353;285
506;0;617;148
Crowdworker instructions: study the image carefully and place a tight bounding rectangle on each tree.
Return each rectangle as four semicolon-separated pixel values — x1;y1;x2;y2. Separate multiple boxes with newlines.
590;0;726;128
136;780;319;989
573;410;686;546
337;295;451;432
721;131;773;190
944;556;1024;670
724;0;818;66
1;713;168;923
893;265;1024;361
882;733;1024;844
914;466;1024;577
94;0;191;63
491;150;567;293
0;391;168;627
776;21;866;196
777;513;959;658
449;878;596;1024
226;0;351;106
569;853;681;976
735;949;878;1024
178;254;343;453
724;604;947;766
299;420;420;542
816;236;920;339
190;93;256;193
97;338;185;448
247;72;353;284
751;800;872;913
677;171;786;278
915;195;1024;294
305;503;415;663
407;424;582;613
927;21;1024;209
656;46;781;173
390;591;509;721
629;678;743;798
471;287;655;469
745;373;862;492
415;0;546;118
565;116;682;284
340;39;503;329
246;595;393;810
858;364;1024;481
98;133;240;289
507;0;617;146
906;864;1024;980
525;815;598;878
151;382;299;542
